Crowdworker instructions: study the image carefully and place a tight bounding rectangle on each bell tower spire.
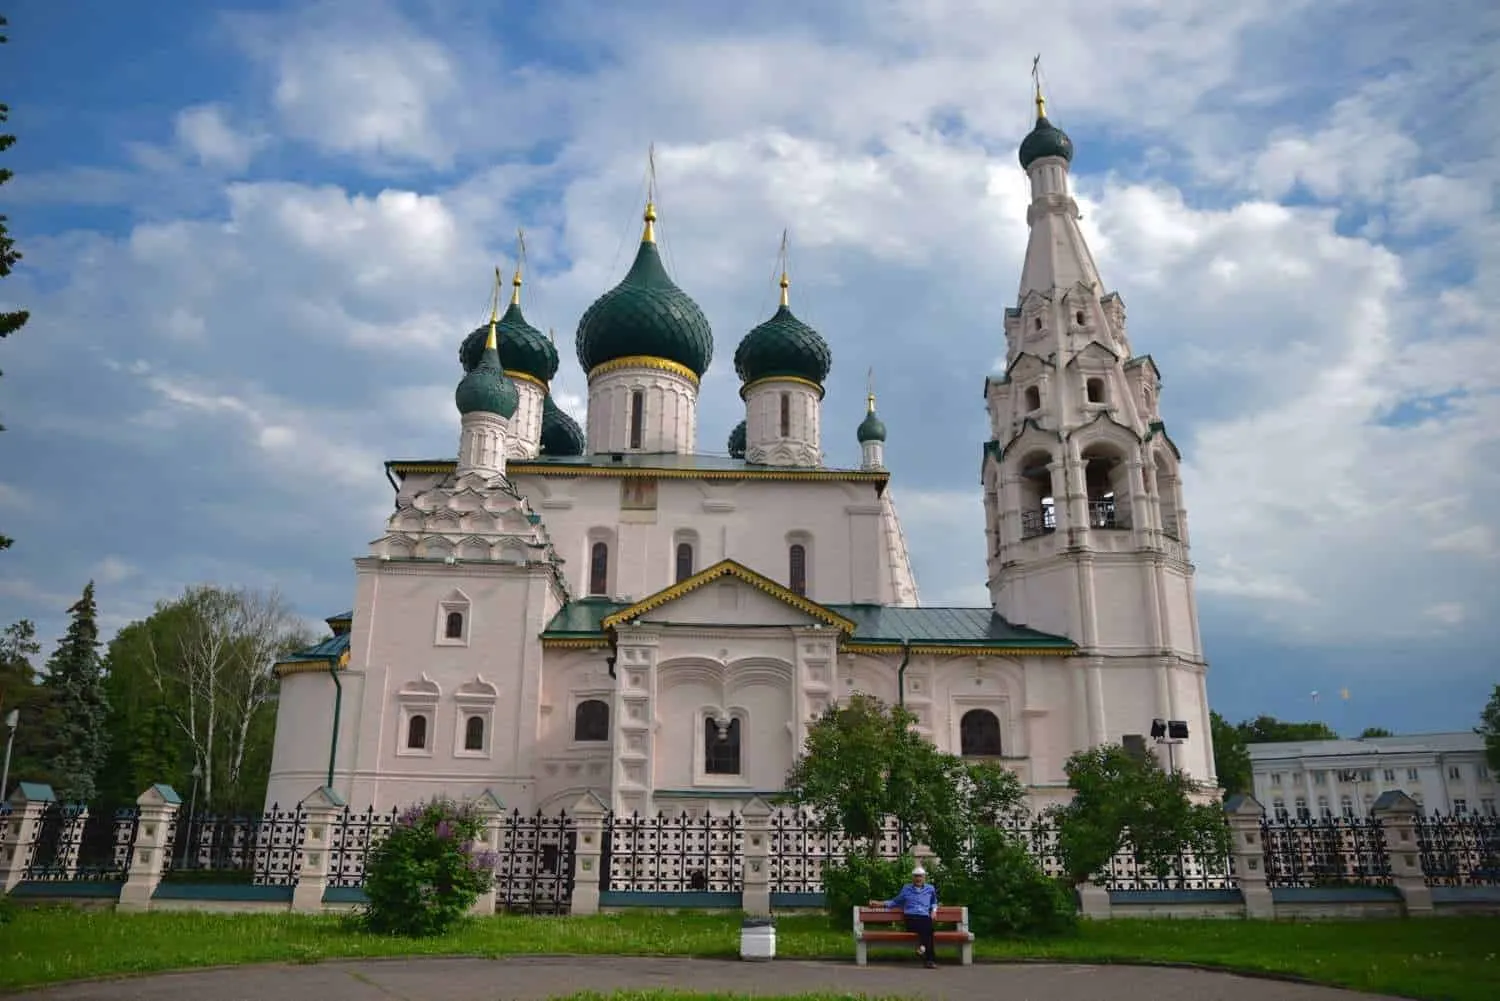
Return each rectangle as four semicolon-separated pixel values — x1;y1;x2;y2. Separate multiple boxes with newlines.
980;61;1210;786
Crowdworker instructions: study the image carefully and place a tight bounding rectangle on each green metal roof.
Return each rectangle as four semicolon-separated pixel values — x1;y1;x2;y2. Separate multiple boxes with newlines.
576;237;714;377
282;632;351;664
734;304;832;387
542;599;1073;649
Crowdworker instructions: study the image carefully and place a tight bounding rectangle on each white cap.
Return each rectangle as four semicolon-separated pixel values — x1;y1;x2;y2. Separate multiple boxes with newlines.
912;865;926;876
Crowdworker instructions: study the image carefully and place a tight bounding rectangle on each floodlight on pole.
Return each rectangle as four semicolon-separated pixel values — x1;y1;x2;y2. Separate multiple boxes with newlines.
1151;718;1189;774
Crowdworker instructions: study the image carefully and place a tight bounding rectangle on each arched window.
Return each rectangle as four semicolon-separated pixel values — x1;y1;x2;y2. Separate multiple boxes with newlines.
406;714;428;750
629;390;644;449
779;393;791;438
464;715;485;751
705;716;741;774
589;541;609;596
788;543;807;596
1024;385;1041;412
675;541;695;583
574;699;610;742
960;709;1002;757
444;610;464;639
1085;377;1106;404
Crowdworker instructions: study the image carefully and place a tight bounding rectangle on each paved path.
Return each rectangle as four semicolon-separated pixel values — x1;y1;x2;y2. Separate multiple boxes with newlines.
19;956;1404;1000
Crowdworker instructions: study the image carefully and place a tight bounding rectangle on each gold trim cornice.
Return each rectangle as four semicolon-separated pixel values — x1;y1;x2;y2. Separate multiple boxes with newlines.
842;642;1076;657
274;649;351;678
509;371;548;390
587;355;701;388
740;375;826;400
601;559;856;633
541;637;613;650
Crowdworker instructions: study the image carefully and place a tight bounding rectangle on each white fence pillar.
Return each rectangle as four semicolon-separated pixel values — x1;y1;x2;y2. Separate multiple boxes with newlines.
293;786;346;913
119;784;182;911
1224;794;1272;918
0;783;55;892
568;793;608;916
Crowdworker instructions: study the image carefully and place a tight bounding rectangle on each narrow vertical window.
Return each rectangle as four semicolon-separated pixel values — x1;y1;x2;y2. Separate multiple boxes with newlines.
675;542;695;583
444;611;464;639
788;543;807;596
590;541;609;596
464;716;485;751
705;717;742;775
629;390;644;449
406;714;428;750
779;393;791;437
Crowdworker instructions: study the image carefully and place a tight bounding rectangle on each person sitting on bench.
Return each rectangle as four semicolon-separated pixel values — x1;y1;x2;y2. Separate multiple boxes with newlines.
869;864;939;968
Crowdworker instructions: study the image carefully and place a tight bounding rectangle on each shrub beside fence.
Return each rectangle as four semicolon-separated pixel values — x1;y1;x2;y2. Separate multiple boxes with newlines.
1;783;1496;918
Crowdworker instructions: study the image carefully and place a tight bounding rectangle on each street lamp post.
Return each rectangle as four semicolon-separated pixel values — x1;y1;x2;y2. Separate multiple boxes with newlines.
180;762;204;866
1;709;18;801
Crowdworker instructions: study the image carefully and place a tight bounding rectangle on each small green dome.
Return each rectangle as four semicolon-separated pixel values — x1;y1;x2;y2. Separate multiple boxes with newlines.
727;420;746;459
540;394;585;456
455;334;519;418
460;301;559;384
857;407;886;444
733;298;832;388
1019;113;1074;170
575;222;713;378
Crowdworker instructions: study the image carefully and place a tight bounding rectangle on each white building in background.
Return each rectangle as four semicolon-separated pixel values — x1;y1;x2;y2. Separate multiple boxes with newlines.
1249;732;1497;820
263;86;1218;815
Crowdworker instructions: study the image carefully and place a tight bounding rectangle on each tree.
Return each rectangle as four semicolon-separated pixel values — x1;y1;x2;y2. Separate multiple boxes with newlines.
42;583;110;802
127;585;310;811
782;692;1023;860
0;619;53;793
1236;715;1339;744
1210;710;1251;796
0;15;32;553
1477;685;1500;775
1358;726;1394;738
1048;743;1230;886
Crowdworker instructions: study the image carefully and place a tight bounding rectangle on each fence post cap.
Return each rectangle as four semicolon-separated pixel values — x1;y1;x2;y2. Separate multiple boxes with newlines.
137;783;182;807
1370;790;1419;816
9;782;56;806
472;788;506;814
569;790;609;818
742;796;774;819
299;785;347;810
1222;793;1264;818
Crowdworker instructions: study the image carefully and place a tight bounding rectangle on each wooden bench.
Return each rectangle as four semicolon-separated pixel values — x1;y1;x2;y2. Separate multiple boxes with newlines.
853;906;974;966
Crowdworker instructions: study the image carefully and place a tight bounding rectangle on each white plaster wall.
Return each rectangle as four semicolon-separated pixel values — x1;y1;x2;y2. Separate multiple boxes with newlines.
266;670;368;809
507;380;545;459
533;648;615;808
743;380;822;466
586;366;698;454
653;652;796;794
511;473;906;605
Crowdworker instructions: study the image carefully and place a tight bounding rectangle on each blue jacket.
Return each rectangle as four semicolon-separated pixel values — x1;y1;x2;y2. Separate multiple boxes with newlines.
884;882;938;917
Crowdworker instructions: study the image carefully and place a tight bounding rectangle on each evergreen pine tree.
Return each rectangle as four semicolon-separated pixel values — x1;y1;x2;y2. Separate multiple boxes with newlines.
44;582;109;802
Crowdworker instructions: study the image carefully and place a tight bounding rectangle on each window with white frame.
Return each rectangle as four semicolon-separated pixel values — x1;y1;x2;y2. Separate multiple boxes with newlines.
1270;772;1282;785
1317;796;1331;818
396;675;441;758
1449;765;1462;780
435;590;471;646
1383;769;1396;782
573;699;611;742
1313;770;1326;785
1294;796;1309;820
699;712;743;779
1340;795;1354;818
1454;798;1468;815
1359;769;1373;782
1407;768;1419;781
1273;799;1287;820
959;709;1003;757
453;677;498;758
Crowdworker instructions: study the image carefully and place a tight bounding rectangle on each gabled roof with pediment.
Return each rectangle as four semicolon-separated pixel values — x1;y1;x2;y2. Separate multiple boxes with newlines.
598;558;857;633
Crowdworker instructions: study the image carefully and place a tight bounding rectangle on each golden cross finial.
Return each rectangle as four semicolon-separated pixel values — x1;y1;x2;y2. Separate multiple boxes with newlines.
866;367;876;411
778;228;790;307
489;266;502;325
643;143;658;243
512;228;526;305
1032;54;1046;118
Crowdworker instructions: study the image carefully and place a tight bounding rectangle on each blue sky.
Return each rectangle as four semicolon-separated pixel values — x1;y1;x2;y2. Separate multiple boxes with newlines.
2;0;1497;735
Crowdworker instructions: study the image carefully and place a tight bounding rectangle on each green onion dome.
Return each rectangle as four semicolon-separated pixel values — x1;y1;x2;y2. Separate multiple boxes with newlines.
459;281;559;386
575;204;714;380
727;420;747;459
857;396;886;443
540;394;585;456
455;324;519;418
1018;94;1074;171
733;275;832;391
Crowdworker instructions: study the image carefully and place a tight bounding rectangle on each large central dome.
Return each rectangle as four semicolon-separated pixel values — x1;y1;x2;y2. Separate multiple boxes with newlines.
575;205;713;379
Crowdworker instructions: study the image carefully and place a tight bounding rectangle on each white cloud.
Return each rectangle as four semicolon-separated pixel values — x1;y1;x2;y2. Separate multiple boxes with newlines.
5;0;1498;704
90;557;137;586
174;104;264;172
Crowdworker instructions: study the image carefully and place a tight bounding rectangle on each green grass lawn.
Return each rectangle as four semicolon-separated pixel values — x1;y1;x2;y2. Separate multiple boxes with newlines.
1;909;1495;999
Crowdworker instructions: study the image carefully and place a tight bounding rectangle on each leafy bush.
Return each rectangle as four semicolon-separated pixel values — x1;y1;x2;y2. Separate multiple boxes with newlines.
362;797;495;936
1049;744;1231;886
933;827;1076;937
820;852;914;929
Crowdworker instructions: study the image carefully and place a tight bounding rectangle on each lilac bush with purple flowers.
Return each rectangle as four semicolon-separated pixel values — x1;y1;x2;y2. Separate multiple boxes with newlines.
362;798;495;936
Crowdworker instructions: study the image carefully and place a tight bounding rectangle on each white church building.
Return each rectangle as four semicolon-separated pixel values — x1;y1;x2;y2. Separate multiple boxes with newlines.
266;90;1217;816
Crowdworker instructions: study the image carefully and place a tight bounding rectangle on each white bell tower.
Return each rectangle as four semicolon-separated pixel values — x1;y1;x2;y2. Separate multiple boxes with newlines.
980;72;1212;783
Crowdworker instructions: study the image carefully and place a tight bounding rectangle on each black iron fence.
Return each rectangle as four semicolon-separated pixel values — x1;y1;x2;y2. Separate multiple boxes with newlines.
8;800;1499;901
20;803;138;882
